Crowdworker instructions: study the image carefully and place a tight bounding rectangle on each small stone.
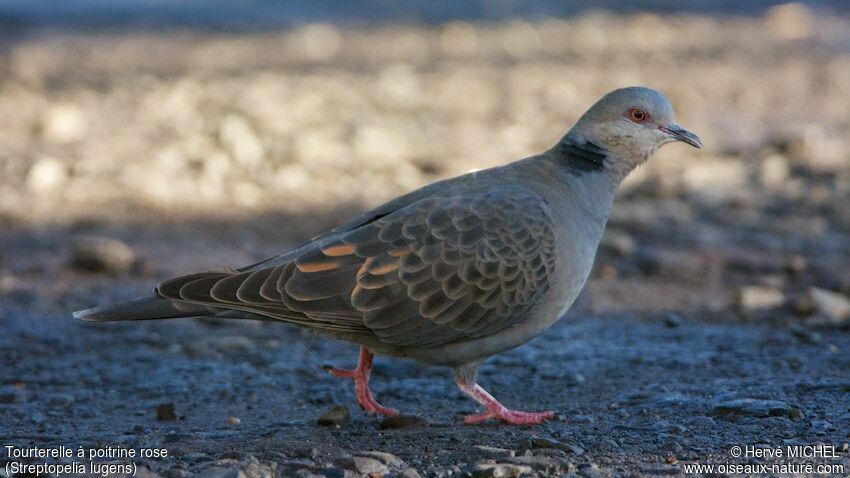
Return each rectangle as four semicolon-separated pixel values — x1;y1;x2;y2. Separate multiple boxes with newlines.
219;114;264;170
737;286;785;312
355;451;407;470
335;456;387;476
503;455;568;473
765;2;814;40
317;405;350;427
663;313;683;328
26;157;68;193
473;445;516;458
0;389;25;403
468;463;533;478
712;398;804;420
156;402;178;421
378;415;425;429
226;416;241;425
808;287;850;323
70;236;137;274
42;103;88;143
399;468;423;478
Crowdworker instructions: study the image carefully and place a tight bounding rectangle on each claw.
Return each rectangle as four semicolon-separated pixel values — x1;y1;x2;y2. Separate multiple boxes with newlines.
328;347;399;417
456;378;553;425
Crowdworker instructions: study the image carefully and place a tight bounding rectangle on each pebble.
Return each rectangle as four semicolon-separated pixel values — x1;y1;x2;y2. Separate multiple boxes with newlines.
663;313;683;328
26;157;69;193
807;287;850;323
355;451;407;469
737;286;785;312
529;437;584;455
335;455;387;476
467;462;533;478
70;236;137;274
712;398;804;420
156;402;178;421
316;405;350;427
472;445;515;458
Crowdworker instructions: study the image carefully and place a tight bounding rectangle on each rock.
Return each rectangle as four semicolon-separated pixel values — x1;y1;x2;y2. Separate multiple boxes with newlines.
0;386;27;404
335;456;387;476
378;415;425;429
26;157;68;193
156;402;178;421
297;23;341;61
398;468;423;478
663;313;683;328
712;399;804;420
529;437;583;455
737;286;785;312
808;287;850;323
70;236;137;274
502;455;569;473
472;445;515;458
317;405;350;427
219;114;264;170
765;2;814;40
577;463;616;478
467;463;533;478
355;451;406;470
226;416;241;425
599;228;636;257
42;103;88;143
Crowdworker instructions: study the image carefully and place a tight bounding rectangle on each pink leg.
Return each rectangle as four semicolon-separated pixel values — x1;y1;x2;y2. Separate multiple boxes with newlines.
327;347;399;417
456;378;554;425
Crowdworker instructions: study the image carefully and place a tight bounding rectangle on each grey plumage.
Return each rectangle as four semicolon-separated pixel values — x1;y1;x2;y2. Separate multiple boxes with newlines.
75;86;702;424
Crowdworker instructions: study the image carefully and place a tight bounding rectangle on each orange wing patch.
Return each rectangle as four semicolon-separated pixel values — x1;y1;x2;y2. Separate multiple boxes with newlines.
322;244;356;257
296;261;342;273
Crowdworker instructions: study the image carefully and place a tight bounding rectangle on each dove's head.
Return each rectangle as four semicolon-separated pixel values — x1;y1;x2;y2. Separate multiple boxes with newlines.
567;86;701;179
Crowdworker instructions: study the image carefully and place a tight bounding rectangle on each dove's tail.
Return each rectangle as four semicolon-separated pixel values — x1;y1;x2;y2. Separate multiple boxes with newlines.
74;296;210;322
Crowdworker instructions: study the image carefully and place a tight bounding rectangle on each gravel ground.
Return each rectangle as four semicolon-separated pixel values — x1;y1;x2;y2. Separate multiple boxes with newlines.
3;4;850;478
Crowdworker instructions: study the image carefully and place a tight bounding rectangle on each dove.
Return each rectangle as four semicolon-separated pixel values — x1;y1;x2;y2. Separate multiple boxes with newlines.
75;86;701;425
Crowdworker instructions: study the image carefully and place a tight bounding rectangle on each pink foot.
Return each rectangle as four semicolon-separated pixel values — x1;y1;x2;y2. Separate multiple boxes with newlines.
456;379;554;425
328;347;399;417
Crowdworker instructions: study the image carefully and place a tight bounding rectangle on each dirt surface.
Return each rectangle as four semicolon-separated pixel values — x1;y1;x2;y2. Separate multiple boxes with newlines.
3;4;850;478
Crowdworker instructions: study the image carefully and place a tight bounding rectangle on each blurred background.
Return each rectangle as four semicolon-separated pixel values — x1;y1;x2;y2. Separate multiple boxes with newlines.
2;1;849;476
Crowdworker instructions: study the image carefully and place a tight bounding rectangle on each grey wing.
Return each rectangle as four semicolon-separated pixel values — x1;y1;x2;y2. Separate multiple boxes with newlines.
155;188;558;348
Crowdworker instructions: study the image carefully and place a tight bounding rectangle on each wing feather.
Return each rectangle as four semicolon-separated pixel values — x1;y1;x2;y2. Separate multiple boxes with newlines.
154;187;557;346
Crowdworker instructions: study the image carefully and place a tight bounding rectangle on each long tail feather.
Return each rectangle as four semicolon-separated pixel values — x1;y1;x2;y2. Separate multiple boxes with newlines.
73;296;208;322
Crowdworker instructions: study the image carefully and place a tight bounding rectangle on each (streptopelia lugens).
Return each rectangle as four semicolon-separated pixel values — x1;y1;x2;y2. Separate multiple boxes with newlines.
75;86;702;425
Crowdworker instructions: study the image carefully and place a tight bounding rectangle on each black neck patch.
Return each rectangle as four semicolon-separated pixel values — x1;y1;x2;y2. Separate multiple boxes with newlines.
554;139;608;175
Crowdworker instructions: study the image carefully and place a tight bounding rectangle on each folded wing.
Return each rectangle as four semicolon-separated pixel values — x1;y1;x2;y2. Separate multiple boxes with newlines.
156;187;557;348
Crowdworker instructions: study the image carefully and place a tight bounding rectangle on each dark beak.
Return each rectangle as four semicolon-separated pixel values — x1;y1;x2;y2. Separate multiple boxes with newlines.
660;123;703;149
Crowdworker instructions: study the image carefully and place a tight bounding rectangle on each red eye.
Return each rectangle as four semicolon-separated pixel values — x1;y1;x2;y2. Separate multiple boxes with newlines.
628;108;649;123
